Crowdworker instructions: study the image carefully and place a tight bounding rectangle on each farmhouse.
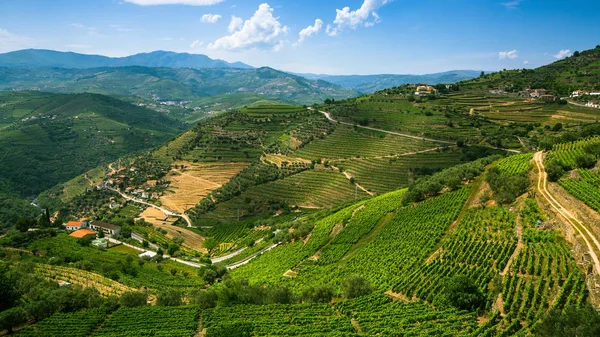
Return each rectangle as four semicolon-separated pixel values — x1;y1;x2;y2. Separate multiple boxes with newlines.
414;85;438;96
69;229;97;240
571;90;589;97
89;220;121;236
64;221;85;231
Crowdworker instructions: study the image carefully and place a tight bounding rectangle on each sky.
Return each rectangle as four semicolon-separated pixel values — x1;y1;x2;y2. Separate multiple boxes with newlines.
1;0;599;75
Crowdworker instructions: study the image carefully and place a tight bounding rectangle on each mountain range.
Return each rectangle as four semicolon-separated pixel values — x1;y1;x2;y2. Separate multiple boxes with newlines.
0;49;253;69
297;70;482;93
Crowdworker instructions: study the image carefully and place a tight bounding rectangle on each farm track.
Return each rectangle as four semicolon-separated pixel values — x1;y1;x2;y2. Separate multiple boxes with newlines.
534;151;600;274
315;109;521;153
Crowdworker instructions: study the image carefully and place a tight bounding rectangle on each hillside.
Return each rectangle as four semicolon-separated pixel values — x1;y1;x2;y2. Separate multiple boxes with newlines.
0;66;358;105
0;91;183;227
300;70;481;93
0;49;253;69
459;45;600;94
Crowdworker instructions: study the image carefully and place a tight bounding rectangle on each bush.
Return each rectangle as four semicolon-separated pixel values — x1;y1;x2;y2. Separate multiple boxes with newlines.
535;303;600;337
0;307;27;333
302;286;334;303
546;160;566;182
341;276;372;299
189;289;218;309
157;289;182;306
443;275;484;311
119;292;148;308
575;154;596;169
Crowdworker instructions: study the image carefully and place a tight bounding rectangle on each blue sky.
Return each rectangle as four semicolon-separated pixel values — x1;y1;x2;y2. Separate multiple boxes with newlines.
1;0;599;74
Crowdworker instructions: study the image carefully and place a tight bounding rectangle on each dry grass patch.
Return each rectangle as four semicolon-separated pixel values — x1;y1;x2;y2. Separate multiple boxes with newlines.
139;207;207;253
160;161;248;213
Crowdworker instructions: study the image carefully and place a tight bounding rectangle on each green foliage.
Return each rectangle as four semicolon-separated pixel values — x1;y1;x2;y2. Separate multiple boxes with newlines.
157;289;183;306
119;292;148;308
443;275;485;311
302;286;334;303
341;275;372;299
535;304;600;337
0;307;27;333
486;166;529;204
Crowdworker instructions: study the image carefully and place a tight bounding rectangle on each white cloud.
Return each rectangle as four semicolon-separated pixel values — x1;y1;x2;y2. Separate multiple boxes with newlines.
190;40;204;48
524;60;530;65
71;23;85;28
554;49;572;59
295;19;323;46
201;14;222;23
327;0;392;37
498;49;519;60
0;29;35;52
124;0;224;5
208;3;289;52
228;16;243;33
501;0;522;9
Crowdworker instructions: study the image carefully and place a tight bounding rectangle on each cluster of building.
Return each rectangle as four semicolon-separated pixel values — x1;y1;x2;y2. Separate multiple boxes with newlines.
571;90;600;98
413;85;438;97
64;220;121;248
518;88;557;101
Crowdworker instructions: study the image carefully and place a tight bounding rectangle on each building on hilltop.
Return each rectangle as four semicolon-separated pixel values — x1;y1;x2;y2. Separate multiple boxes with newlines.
64;221;85;231
69;229;97;240
88;220;121;237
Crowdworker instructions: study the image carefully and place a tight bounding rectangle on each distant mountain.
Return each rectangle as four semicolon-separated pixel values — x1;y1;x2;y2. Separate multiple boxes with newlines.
295;71;482;93
0;49;253;69
0;66;358;105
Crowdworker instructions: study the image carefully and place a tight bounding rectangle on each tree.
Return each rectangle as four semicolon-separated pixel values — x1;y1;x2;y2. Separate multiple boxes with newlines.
341;275;372;299
302;286;333;303
552;123;563;132
15;218;34;233
573;51;580;57
201;268;218;285
0;307;27;333
584;142;600;159
189;289;218;309
268;286;292;304
0;264;17;311
167;244;180;256
203;238;218;256
575;154;596;169
119;292;148;308
536;303;600;337
157;289;182;306
546;160;567;182
443;275;484;311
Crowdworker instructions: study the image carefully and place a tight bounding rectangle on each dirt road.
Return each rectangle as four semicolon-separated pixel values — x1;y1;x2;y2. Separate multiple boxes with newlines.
314;108;521;153
534;151;600;274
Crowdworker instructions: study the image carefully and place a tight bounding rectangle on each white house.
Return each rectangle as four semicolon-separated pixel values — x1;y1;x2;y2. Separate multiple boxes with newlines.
88;220;121;236
139;251;157;259
64;221;86;231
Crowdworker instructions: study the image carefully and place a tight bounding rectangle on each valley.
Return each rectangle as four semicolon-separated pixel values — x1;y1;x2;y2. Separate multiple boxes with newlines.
2;40;600;337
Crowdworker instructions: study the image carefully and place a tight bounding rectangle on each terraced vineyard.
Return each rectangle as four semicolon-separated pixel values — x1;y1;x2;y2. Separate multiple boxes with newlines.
202;304;355;336
92;306;200;337
35;264;135;297
495;153;533;175
16;308;108;337
394;207;517;305
335;294;478;336
295;124;437;160
559;169;600;212
337;151;463;194
548;136;600;168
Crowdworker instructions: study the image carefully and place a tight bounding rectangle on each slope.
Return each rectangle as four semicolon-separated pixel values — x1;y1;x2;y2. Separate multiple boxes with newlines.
0;91;183;226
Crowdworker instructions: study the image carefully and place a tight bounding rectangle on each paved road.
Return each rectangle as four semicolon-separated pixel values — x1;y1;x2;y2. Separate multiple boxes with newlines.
315;108;521;153
226;243;279;270
107;187;194;228
534;151;600;274
108;238;205;268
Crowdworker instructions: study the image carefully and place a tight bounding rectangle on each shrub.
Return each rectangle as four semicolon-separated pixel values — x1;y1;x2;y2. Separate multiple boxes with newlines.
341;276;372;299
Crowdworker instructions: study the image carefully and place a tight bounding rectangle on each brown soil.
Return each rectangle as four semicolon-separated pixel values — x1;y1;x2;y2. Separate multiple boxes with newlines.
385;290;411;302
330;222;344;237
283;270;297;278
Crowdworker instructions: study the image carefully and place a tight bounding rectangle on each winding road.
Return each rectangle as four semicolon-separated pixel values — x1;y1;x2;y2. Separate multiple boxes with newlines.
534;151;600;274
107;187;194;228
315;108;521;153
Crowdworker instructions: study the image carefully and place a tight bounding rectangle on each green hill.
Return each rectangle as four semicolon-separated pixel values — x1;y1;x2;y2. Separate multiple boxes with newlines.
459;45;600;94
0;66;358;105
0;91;183;226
